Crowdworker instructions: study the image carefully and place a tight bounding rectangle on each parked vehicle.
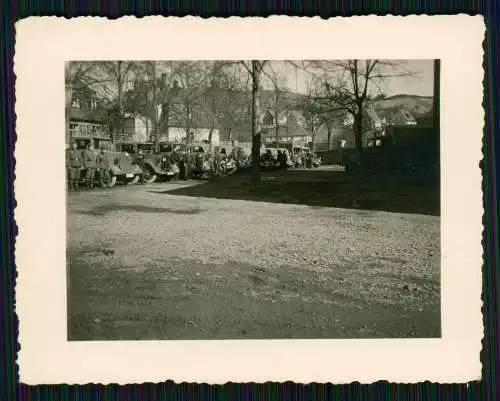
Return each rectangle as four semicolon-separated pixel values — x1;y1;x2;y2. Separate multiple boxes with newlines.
188;144;213;177
260;148;280;169
116;141;181;183
75;141;143;188
311;153;322;168
277;148;293;168
341;126;439;174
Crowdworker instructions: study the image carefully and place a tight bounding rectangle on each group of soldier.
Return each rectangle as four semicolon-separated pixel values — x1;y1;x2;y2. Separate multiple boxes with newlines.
290;150;315;169
67;141;251;192
159;146;247;180
66;141;111;191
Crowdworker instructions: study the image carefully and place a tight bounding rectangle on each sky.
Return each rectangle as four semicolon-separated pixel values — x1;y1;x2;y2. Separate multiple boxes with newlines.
71;59;435;101
260;60;434;97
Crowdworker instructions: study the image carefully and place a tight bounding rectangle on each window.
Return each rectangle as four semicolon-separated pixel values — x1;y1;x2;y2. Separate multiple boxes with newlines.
121;144;136;154
137;143;154;153
90;99;98;110
71;96;81;108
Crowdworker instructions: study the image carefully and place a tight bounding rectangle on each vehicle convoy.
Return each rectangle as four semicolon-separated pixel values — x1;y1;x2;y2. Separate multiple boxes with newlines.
116;142;183;183
311;154;322;168
187;144;214;176
73;140;143;188
341;126;439;174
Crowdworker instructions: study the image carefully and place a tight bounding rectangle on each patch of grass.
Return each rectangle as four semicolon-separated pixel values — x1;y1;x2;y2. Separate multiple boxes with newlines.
163;169;440;216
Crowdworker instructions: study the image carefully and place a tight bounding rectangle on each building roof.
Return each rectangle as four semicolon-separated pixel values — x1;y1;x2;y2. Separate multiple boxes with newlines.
69;107;106;123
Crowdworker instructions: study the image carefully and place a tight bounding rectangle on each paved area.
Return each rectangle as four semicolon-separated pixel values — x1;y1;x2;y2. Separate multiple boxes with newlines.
67;180;441;340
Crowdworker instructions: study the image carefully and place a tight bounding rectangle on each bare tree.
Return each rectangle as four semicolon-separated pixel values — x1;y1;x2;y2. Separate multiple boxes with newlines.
171;61;206;145
236;60;269;183
203;61;226;145
65;61;102;144
123;61;178;145
71;61;136;143
261;67;289;147
300;82;324;153
310;60;414;154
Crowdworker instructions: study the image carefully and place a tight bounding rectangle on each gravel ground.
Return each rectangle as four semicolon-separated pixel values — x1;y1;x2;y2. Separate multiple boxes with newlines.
67;182;441;340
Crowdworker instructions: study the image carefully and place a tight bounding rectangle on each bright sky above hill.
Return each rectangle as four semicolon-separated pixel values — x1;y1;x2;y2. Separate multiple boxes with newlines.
261;59;434;97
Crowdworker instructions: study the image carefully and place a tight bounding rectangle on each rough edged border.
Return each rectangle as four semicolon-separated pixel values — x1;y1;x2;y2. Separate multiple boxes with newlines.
2;7;495;401
13;14;484;384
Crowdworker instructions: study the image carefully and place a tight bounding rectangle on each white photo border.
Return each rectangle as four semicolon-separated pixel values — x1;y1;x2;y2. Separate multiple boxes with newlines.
14;15;484;384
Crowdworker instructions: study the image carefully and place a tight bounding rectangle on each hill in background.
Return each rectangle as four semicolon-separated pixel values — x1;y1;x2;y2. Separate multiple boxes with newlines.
371;95;434;125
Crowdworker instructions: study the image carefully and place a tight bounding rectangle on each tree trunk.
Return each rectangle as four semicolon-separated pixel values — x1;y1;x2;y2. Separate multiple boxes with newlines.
164;103;170;140
208;128;213;144
251;61;262;184
208;97;216;144
327;113;333;150
151;62;158;146
65;82;72;147
275;113;279;148
186;104;191;144
311;128;316;153
116;62;124;144
354;102;363;154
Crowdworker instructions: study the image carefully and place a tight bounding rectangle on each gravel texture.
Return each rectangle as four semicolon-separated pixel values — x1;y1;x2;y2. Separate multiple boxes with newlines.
67;182;441;340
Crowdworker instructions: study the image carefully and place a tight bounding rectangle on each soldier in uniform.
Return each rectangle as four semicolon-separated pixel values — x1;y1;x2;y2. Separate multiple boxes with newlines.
82;142;97;190
194;148;203;175
184;149;192;180
66;141;82;191
236;147;244;169
136;148;146;184
96;147;110;189
214;147;223;176
206;147;214;174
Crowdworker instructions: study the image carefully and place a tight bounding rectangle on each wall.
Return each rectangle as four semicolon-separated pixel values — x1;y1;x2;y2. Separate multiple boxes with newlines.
133;117;152;142
158;127;220;145
315;149;345;165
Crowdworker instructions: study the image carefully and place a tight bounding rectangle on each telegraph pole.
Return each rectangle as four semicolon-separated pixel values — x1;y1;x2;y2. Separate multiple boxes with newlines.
433;59;440;133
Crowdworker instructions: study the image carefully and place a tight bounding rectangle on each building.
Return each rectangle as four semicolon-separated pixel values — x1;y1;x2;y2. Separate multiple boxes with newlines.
342;105;383;131
118;115;154;143
386;109;418;126
260;110;312;145
65;81;111;149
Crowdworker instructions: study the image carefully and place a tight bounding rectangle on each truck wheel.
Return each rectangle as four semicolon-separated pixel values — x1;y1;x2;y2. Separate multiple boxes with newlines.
128;175;140;185
143;165;157;184
107;174;117;188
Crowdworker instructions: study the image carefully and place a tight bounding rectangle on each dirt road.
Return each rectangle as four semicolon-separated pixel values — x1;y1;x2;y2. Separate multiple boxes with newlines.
67;181;440;340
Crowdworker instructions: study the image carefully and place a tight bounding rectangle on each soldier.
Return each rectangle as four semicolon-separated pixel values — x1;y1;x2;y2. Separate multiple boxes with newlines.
185;149;194;180
66;141;82;192
96;147;110;189
82;142;97;190
136;148;146;184
194;148;204;175
214;147;223;175
206;147;214;174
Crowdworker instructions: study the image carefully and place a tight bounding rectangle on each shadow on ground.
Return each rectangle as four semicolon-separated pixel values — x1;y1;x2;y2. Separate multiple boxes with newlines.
80;204;204;216
156;169;440;216
67;252;441;341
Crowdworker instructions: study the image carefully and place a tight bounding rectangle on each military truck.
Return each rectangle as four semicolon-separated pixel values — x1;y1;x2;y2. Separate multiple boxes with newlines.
74;139;143;188
116;141;183;183
342;126;439;175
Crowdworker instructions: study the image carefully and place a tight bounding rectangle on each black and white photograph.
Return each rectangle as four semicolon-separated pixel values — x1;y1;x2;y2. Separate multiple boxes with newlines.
16;16;483;384
65;59;441;341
